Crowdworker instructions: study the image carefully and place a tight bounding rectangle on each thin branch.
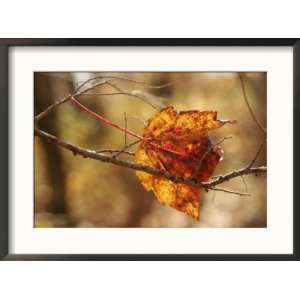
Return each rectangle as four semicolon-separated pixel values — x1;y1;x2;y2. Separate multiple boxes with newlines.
105;81;166;110
35;94;71;121
77;79;165;110
191;136;231;178
74;78;108;94
34;127;266;194
35;74;267;199
111;112;130;159
96;149;135;156
197;136;232;169
78;92;136;97
70;96;144;140
124;112;128;147
70;95;194;160
131;90;167;110
204;166;266;189
241;175;248;193
238;73;266;135
209;186;250;196
35;78;108;121
87;74;173;89
112;139;142;159
247;139;266;169
95;138;142;157
35;75;169;122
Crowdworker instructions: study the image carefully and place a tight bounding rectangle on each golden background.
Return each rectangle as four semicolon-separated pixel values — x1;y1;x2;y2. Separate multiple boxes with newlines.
34;72;266;228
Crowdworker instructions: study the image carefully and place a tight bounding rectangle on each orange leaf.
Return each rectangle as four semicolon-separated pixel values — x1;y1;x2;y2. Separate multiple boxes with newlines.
135;106;235;220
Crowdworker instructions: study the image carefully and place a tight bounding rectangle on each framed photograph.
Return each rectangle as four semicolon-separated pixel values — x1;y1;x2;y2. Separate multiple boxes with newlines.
0;39;299;260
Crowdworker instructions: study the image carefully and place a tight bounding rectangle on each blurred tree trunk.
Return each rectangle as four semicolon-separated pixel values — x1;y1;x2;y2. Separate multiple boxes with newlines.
119;169;153;227
34;73;73;220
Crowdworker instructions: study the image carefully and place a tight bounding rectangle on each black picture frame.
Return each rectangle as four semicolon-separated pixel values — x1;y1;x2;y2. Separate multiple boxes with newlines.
0;38;299;261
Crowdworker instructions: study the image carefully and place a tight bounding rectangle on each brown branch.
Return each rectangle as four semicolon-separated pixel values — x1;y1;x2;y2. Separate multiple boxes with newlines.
131;90;167;110
35;74;267;198
35;78;108;121
111;114;142;159
247;139;266;169
74;78;108;95
105;81;166;110
34;127;266;193
191;136;231;178
238;73;266;135
198;136;232;168
70;95;197;160
75;74;173;90
209;186;250;196
70;96;144;140
77;74;169;110
124;112;128;147
96;149;135;156
240;175;248;193
204;166;266;188
35;75;169;122
35;94;71;121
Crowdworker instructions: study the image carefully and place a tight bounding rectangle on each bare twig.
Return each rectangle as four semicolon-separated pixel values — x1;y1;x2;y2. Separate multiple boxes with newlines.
131;90;167;110
204;166;266;189
241;175;248;193
35;94;71;121
77;92;132;96
238;73;266;135
191;136;231;178
198;136;232;168
112;139;142;159
74;78;108;94
35;74;267;199
35;75;170;121
209;186;250;196
105;81;166;110
247;139;266;169
124;112;128;147
34;127;266;194
95;138;141;157
35;78;108;121
111;112;130;159
70;96;144;140
234;73;267;196
96;149;135;156
79;74;173;90
69;95;197;160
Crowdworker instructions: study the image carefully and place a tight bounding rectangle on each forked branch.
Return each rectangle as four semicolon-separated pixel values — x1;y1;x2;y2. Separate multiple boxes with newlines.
34;127;266;193
34;74;267;196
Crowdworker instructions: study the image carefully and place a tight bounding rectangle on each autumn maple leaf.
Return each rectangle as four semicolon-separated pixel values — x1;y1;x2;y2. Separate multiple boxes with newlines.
135;106;235;220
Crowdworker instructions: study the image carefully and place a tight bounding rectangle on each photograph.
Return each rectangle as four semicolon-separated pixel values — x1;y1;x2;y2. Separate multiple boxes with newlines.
34;72;267;228
2;39;297;258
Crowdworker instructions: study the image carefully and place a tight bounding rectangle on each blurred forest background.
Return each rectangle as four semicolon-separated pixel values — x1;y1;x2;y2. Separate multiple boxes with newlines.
34;72;266;228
